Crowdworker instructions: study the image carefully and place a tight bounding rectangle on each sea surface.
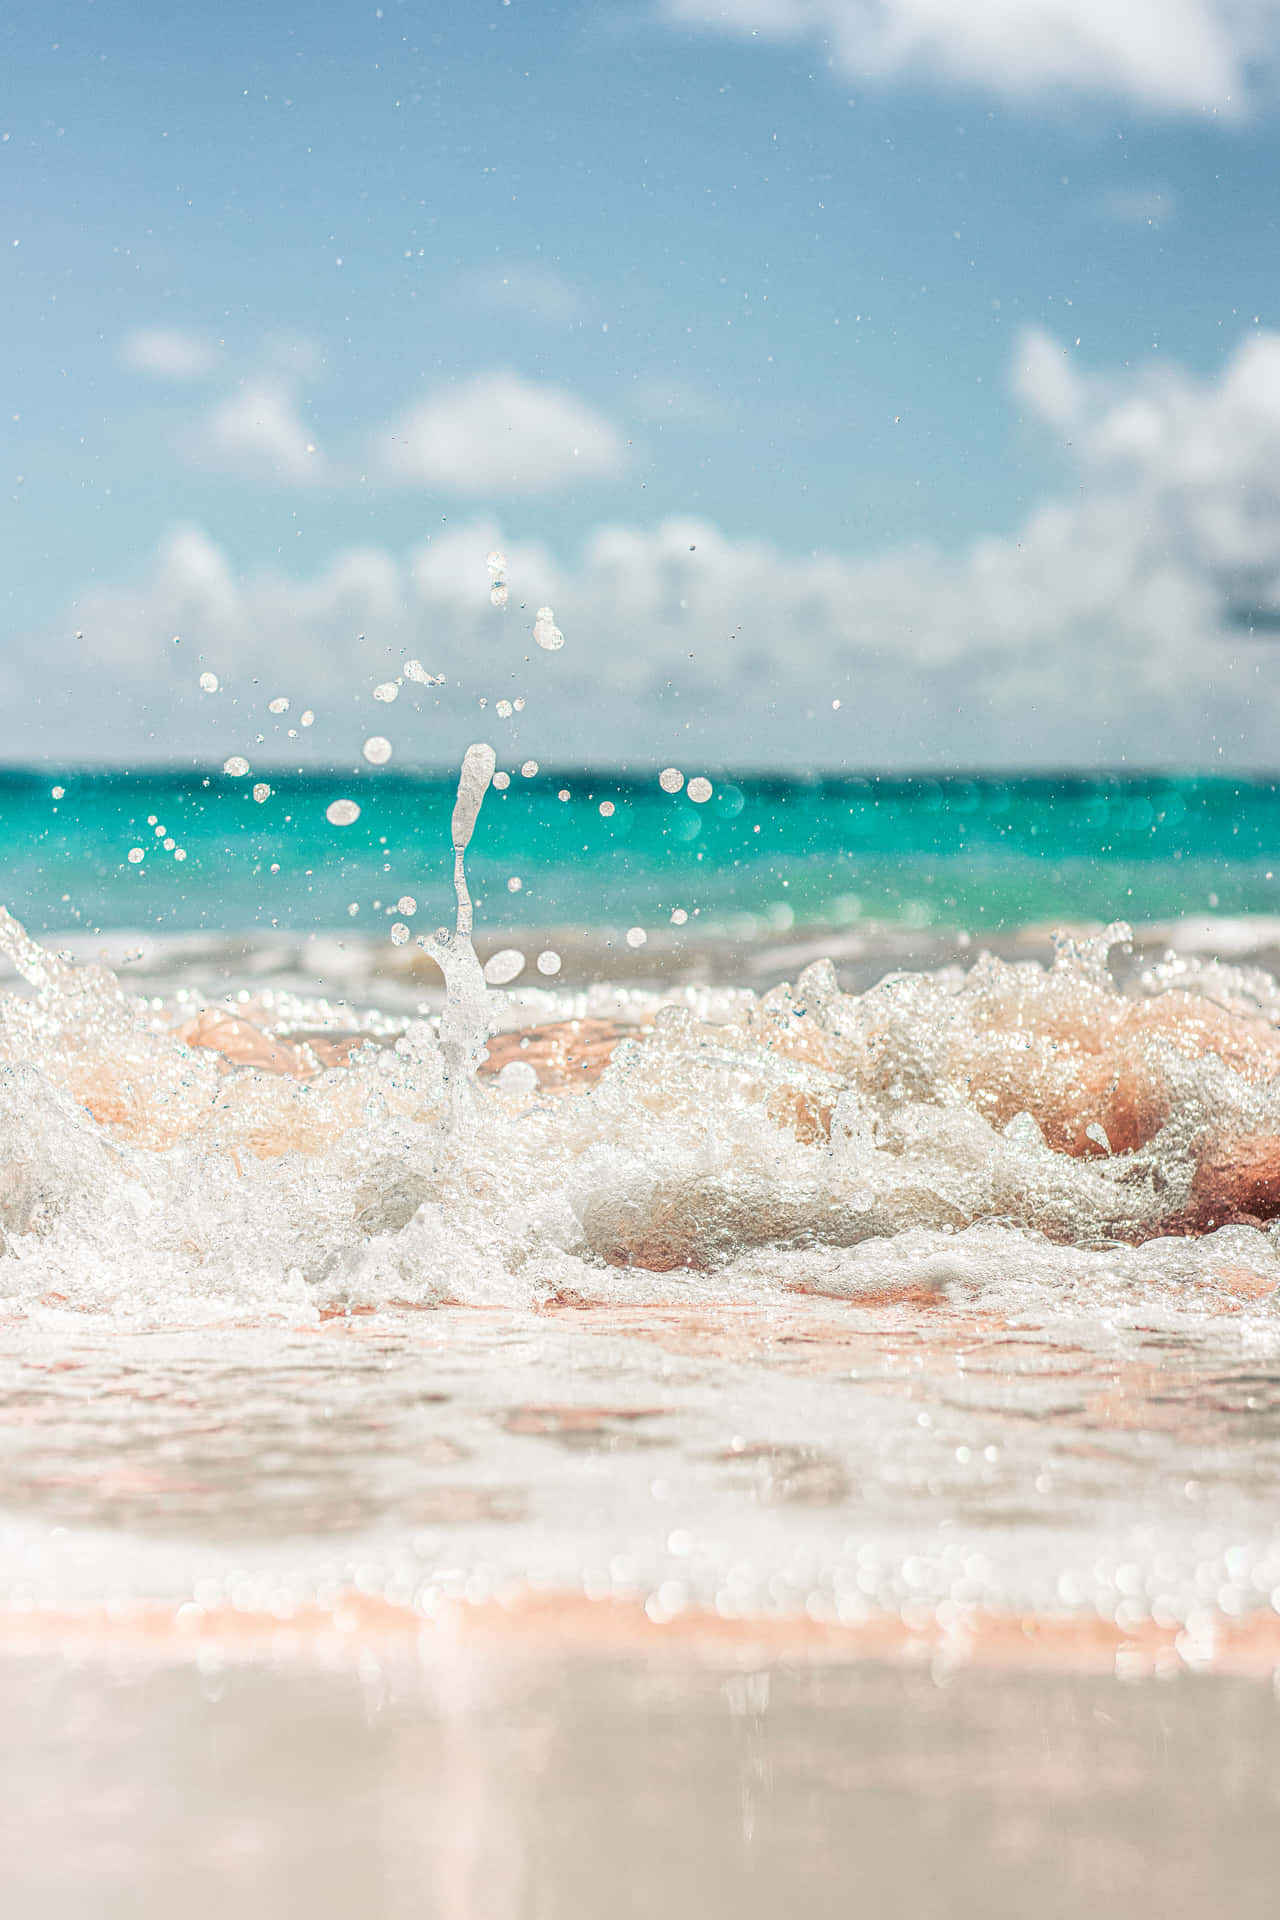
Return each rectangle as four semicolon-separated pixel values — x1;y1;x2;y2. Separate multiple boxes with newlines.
12;767;1280;938
7;758;1280;1916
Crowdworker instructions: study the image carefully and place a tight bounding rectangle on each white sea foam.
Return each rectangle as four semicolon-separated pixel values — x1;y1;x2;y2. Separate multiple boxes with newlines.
0;874;1279;1328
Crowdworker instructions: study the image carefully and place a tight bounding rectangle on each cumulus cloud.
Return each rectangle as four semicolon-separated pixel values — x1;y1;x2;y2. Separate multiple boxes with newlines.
200;380;327;486
120;327;222;380
1013;323;1280;615
17;330;1280;770
378;372;625;496
660;0;1279;116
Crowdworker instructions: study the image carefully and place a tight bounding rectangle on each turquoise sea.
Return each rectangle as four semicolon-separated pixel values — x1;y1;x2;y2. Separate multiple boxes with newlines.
6;767;1280;938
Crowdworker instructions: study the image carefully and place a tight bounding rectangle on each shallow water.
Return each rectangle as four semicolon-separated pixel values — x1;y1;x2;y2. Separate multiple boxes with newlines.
5;1650;1280;1920
4;898;1280;1629
7;765;1280;1910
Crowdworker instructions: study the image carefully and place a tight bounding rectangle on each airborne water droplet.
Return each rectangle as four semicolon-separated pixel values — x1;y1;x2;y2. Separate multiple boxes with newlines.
533;606;564;651
362;735;393;766
536;949;561;976
326;799;361;826
199;672;219;694
687;776;713;804
252;783;272;803
492;771;510;789
373;681;399;703
223;756;250;777
626;927;647;948
483;948;525;985
659;767;684;794
521;760;538;778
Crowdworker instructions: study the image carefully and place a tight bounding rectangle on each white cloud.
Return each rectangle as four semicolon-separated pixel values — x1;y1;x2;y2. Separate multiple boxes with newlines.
20;330;1280;770
120;327;222;380
201;380;327;486
378;372;625;497
660;0;1280;116
462;265;585;324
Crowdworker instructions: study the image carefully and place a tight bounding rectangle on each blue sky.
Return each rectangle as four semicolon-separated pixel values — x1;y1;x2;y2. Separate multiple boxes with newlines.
6;0;1280;769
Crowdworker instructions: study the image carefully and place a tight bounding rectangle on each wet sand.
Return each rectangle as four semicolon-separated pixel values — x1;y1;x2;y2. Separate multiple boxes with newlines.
4;1639;1280;1919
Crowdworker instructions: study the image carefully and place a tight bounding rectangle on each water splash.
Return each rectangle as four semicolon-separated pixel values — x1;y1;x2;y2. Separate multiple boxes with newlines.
422;742;497;1121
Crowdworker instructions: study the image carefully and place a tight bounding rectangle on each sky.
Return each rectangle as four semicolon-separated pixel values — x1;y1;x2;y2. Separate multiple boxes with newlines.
6;0;1280;771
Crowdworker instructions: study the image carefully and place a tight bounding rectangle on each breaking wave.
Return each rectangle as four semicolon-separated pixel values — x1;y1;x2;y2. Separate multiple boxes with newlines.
4;886;1280;1326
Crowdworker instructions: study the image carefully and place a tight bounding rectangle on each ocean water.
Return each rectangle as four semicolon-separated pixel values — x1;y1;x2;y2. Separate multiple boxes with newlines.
7;753;1280;1915
13;767;1280;938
